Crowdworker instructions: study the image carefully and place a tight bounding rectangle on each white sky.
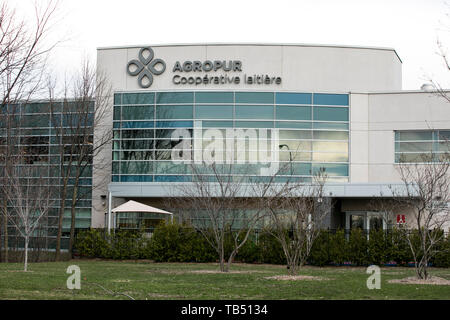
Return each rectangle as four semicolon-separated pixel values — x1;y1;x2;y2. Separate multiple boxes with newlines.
10;0;450;90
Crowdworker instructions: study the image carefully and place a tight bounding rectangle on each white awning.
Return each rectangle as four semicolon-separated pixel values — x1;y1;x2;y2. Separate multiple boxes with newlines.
111;200;173;215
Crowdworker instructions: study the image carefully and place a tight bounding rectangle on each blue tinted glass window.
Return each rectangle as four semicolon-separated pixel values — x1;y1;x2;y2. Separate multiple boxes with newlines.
313;163;348;176
276;93;312;105
155;175;192;182
314;93;349;106
235;92;273;104
123;93;154;105
156;105;193;119
114;93;122;105
276;106;311;120
156;121;193;128
112;175;119;182
156;92;194;104
313;122;349;130
314;107;348;121
122;106;154;120
200;121;233;128
276;122;312;129
195;105;233;119
121;121;154;129
235;121;273;128
195;92;234;103
113;106;121;120
235;105;274;119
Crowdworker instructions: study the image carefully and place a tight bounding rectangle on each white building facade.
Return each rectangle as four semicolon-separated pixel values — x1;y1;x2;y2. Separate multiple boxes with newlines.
92;44;450;232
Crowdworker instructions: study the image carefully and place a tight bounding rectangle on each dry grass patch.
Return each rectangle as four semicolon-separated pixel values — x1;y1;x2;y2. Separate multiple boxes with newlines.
388;276;450;286
264;275;331;281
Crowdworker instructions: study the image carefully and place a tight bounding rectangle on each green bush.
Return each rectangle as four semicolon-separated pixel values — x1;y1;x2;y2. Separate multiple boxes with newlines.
73;224;450;268
328;229;348;265
309;230;331;266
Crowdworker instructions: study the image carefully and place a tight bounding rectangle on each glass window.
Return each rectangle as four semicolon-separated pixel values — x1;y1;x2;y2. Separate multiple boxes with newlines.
154;175;192;182
113;106;121;120
312;152;348;162
235;121;274;128
121;161;153;174
280;130;312;140
201;121;233;128
279;151;311;161
398;131;432;141
121;140;153;150
235;92;273;104
313;141;348;153
278;140;312;152
122;106;154;120
122;129;154;139
276;92;312;105
123;92;155;105
155;161;190;174
313;131;349;140
313;93;349;106
156;105;193;119
156;92;193;104
396;142;433;152
313;122;349;130
235;105;274;119
276;106;311;120
313;163;348;176
276;122;312;129
314;107;348;121
195;105;233;119
120;175;153;182
156;121;193;128
114;93;122;105
121;121;154;129
350;215;364;229
195;92;234;103
121;150;154;161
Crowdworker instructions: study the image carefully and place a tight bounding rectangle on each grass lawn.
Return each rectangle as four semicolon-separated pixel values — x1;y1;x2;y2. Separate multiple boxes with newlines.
0;260;449;300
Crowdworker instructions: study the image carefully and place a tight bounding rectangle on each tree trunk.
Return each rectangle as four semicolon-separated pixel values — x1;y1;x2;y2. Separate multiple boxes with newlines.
69;185;78;254
2;199;8;263
55;185;67;261
24;236;28;272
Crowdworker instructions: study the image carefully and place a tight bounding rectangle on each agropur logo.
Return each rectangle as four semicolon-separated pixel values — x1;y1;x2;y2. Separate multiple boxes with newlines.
127;47;166;88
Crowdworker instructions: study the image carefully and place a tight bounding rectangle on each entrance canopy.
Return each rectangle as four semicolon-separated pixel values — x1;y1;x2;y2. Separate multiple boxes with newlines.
111;200;173;215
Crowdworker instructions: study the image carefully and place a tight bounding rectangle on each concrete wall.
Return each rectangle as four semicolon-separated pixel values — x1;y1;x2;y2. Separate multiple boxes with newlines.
366;91;450;183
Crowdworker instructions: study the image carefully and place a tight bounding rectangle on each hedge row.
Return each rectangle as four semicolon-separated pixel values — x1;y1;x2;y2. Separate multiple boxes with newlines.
74;223;450;267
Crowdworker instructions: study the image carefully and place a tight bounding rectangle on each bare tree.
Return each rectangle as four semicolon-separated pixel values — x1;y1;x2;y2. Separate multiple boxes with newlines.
48;60;112;259
1;155;53;271
173;163;270;272
262;168;331;275
391;157;450;280
0;0;59;262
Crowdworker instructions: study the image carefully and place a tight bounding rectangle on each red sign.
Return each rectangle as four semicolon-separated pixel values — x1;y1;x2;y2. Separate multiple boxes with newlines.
397;214;406;224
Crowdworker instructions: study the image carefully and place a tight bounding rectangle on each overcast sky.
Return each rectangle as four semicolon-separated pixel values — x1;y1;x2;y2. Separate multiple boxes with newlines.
11;0;450;90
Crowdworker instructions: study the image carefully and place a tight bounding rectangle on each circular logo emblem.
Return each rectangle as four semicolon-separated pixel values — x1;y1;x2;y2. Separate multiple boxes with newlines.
127;47;166;88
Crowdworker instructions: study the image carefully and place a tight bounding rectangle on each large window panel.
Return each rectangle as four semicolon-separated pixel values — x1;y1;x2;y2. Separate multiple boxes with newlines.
312;152;348;162
235;105;274;119
276;92;312;105
235;92;274;104
195;105;233;119
121;161;153;174
195;92;234;103
123;92;154;105
313;93;349;106
314;107;348;121
280;130;312;140
156;92;193;104
156;105;193;119
313;163;348;176
276;106;311;121
313;131;349;140
122;105;154;120
313;141;348;153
